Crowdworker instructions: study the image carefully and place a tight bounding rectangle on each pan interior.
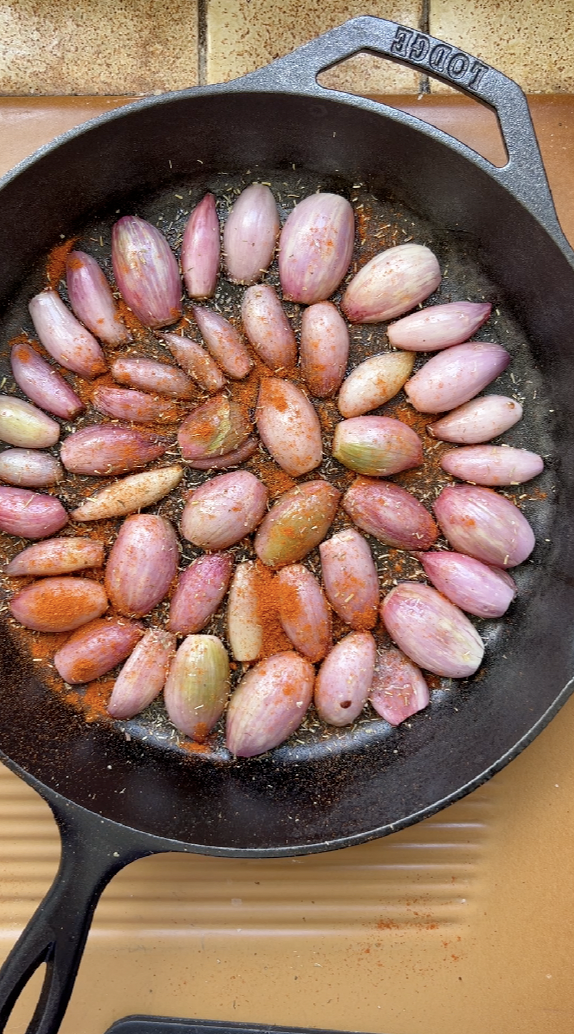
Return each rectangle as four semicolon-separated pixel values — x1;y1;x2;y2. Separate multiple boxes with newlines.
0;90;573;854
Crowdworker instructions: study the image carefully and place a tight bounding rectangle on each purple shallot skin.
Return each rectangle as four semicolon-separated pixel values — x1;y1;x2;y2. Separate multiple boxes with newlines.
9;577;108;633
10;342;84;420
180;470;268;551
387;301;492;351
370;648;430;726
241;284;297;371
112;215;182;327
168;553;234;635
226;652;315;757
434;484;535;568
181;193;220;299
66;250;129;345
343;477;438;551
108;629;176;719
28;289;107;379
315;631;376;726
0;487;68;539
275;564;332;662
54;618;144;684
279;193;355;304
0;449;63;488
105;514;179;618
404;341;511;414
440;445;544;486
6;538;104;577
224;184;280;285
319;527;379;630
111;357;194;399
418;551;517;618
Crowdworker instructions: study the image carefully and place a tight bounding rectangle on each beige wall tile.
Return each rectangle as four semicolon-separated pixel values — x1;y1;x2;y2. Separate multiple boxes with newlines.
207;1;424;93
430;0;574;93
0;0;198;95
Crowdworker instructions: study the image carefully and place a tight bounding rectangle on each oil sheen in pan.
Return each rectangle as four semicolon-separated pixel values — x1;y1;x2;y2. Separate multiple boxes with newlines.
0;168;554;766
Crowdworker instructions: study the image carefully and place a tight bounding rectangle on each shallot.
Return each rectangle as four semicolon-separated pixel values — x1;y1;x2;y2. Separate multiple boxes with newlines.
341;243;441;323
337;351;414;419
429;395;523;443
105;514;179;617
108;629;176;719
111;215;182;327
6;538;104;577
418;551;517;618
381;582;484;678
60;425;170;476
192;306;252;379
66;250;129;345
315;631;376;726
28;289;107;379
111;357;194;399
440;445;544;485
161;331;226;394
93;386;181;424
10;342;84;420
178;395;251;461
387;301;492;351
332;415;423;476
241;284;297;370
254;480;340;568
405;342;511;413
319;527;379;629
0;487;67;539
275;564;331;662
70;465;183;521
343;477;438;550
224;184;279;285
9;576;108;633
181;193;220;299
54;618;144;684
227;561;263;662
256;377;322;476
168;553;233;635
164;635;230;740
184;438;258;470
0;449;63;488
0;395;60;449
279;193;354;304
434;484;535;568
226;652;314;757
370;648;429;725
180;470;268;550
300;302;349;398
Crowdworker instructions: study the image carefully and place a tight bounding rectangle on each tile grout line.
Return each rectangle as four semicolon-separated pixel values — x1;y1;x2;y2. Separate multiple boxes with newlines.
198;0;208;86
418;0;431;94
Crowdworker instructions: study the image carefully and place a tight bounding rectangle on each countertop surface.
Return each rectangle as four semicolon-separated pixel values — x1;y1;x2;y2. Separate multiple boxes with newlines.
0;93;573;1034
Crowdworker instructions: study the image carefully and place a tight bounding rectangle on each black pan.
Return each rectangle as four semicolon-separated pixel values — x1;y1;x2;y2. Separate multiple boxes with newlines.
0;16;573;1034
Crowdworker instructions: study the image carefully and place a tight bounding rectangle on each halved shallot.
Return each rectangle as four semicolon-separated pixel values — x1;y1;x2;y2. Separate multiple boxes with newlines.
275;564;331;662
433;484;535;568
0;395;60;449
54;617;144;684
60;425;170;476
0;449;63;488
105;514;179;617
178;395;251;462
279;193;355;304
429;395;523;444
192;307;252;379
440;445;544;486
241;285;297;371
254;480;340;568
10;342;84;420
341;244;441;323
300;302;350;398
0;487;68;539
337;351;414;419
161;331;226;394
224;184;279;285
256;377;322;476
164;634;230;741
369;648;429;725
93;386;181;424
226;652;314;757
168;553;233;635
418;551;517;618
332;415;423;476
70;465;183;521
107;629;176;719
29;289;107;380
111;357;194;399
9;576;108;633
315;631;376;726
181;193;220;299
387;301;491;351
111;215;182;327
6;538;104;577
66;250;129;345
319;527;379;629
180;470;268;550
381;582;484;678
405;342;511;413
227;561;263;662
343;477;438;550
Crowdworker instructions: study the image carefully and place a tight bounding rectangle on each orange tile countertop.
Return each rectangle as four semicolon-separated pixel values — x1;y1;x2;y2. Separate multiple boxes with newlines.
1;94;574;1034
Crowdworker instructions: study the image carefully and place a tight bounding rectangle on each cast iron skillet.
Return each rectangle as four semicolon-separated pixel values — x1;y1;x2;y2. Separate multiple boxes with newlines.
0;16;573;1034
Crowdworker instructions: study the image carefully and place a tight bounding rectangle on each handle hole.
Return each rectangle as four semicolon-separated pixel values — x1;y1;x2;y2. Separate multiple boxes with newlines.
317;51;508;168
4;963;47;1034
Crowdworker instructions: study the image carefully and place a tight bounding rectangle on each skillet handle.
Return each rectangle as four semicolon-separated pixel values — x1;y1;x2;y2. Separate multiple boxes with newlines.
0;798;147;1034
239;15;563;242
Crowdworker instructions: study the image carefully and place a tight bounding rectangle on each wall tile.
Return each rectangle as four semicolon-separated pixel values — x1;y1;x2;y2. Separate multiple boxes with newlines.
430;0;574;93
207;1;424;93
0;0;198;95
